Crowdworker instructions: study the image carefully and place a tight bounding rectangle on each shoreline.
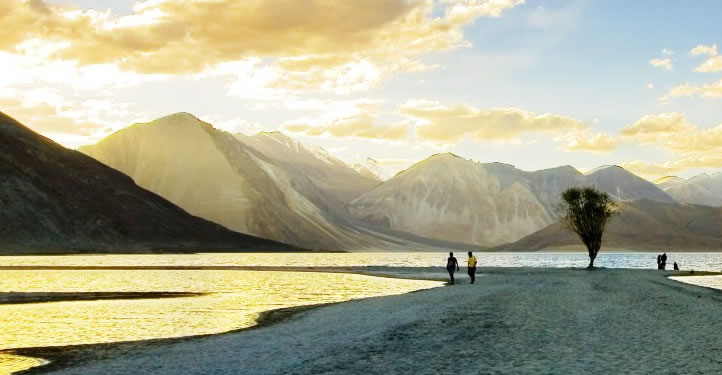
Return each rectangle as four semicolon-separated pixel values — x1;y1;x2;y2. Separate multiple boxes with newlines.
5;267;722;374
7;302;339;374
4;267;444;374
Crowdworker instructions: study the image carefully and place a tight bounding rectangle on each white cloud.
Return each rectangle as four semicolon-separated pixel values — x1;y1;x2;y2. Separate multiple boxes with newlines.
649;58;672;70
662;79;722;100
694;56;722;73
690;44;718;56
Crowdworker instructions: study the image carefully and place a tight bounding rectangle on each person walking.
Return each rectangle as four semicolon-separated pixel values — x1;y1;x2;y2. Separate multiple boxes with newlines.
661;253;668;270
446;252;459;285
467;251;477;284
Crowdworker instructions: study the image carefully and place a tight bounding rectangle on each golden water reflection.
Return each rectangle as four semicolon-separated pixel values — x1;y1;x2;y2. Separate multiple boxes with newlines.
0;270;442;373
0;353;47;374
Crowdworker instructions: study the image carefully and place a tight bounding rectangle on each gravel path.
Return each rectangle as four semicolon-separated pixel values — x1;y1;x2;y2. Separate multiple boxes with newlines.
34;268;722;374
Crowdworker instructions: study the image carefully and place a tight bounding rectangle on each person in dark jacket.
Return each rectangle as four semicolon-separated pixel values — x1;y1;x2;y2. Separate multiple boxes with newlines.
661;253;668;270
446;252;459;285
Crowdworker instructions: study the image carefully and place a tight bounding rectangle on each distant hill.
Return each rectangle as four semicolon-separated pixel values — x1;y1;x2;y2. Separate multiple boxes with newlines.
655;173;722;207
0;111;297;254
350;153;675;247
488;200;722;252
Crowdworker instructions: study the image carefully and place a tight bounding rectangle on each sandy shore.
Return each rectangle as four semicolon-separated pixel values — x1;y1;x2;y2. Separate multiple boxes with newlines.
15;268;722;374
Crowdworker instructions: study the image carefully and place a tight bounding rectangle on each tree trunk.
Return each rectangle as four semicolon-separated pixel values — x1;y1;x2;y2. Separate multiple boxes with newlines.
587;247;597;269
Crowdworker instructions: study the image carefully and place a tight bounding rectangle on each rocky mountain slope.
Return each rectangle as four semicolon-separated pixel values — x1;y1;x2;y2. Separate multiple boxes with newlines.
235;132;379;202
76;113;715;252
80;113;446;250
352;158;395;181
655;173;722;207
350;154;676;247
350;154;551;246
488;200;722;251
0;111;295;254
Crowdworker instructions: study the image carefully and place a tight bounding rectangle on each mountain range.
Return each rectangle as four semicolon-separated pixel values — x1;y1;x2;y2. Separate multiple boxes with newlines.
5;111;721;253
80;113;459;251
655;174;722;207
0;111;295;253
350;154;677;247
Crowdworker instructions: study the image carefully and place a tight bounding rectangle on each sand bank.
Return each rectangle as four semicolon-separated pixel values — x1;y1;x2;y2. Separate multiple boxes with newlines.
0;292;202;305
17;268;722;374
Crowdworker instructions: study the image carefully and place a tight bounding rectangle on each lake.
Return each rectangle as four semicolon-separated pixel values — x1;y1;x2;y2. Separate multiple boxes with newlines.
1;252;720;374
2;252;721;270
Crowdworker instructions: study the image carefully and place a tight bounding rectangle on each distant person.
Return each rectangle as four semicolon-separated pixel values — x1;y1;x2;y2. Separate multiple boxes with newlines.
467;251;477;284
674;262;679;271
446;252;459;285
657;254;662;270
661;253;668;270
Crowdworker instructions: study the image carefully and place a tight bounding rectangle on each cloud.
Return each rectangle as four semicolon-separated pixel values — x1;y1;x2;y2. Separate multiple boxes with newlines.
620;112;722;154
661;48;675;55
0;0;522;93
690;44;718;56
0;89;135;148
559;131;618;153
688;44;721;73
282;99;409;141
694;56;722;73
399;100;586;144
619;113;695;144
662;79;722;100
621;157;722;178
619;113;722;177
649;58;672;70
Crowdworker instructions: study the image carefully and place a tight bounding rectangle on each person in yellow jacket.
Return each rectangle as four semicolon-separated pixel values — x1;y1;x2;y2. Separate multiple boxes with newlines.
467;251;477;284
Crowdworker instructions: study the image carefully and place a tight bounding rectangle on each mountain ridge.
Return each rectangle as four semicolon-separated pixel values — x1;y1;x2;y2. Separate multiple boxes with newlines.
351;154;677;247
80;113;454;251
0;111;296;254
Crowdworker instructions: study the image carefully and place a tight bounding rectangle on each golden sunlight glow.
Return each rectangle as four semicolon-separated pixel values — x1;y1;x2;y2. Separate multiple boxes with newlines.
0;268;442;373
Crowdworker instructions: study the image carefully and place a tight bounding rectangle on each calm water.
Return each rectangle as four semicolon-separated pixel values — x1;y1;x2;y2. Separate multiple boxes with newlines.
0;269;441;373
2;252;721;271
1;252;720;374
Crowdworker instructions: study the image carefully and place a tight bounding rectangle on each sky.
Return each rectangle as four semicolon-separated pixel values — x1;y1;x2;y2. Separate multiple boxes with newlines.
2;0;722;180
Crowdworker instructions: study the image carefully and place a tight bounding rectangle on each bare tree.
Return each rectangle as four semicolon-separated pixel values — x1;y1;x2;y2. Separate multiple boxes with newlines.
559;187;616;269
